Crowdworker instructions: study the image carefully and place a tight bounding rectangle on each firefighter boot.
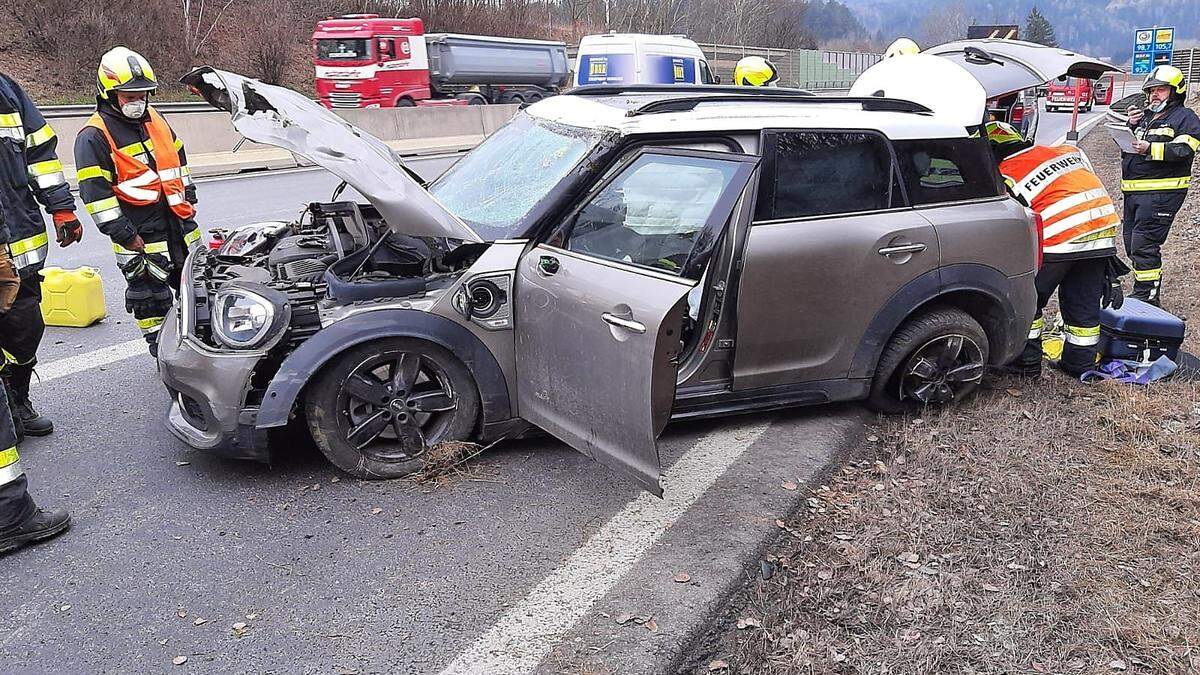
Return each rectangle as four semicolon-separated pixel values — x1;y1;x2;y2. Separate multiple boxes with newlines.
10;393;52;437
0;507;71;556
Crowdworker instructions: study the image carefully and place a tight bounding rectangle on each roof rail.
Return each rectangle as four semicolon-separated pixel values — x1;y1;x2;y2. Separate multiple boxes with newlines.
625;95;933;117
566;84;816;98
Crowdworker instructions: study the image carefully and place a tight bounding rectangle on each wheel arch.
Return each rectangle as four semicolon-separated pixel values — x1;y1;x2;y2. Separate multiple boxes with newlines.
849;264;1025;379
256;309;511;431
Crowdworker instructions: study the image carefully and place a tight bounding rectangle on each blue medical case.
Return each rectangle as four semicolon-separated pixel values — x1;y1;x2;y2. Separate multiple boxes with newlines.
1098;298;1186;363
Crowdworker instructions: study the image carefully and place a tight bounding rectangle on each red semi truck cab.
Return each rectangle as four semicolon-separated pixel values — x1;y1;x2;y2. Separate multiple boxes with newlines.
314;15;452;109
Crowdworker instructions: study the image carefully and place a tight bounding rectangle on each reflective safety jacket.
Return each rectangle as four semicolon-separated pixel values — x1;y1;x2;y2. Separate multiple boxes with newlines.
74;103;198;251
1122;101;1200;193
1000;144;1118;261
0;73;75;276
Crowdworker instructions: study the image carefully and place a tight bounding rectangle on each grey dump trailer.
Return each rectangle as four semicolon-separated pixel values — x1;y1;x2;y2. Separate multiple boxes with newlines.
425;33;570;104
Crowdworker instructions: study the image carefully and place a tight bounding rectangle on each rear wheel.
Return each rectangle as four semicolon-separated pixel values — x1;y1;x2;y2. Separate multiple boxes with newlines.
396;97;415;107
865;307;989;414
305;338;480;479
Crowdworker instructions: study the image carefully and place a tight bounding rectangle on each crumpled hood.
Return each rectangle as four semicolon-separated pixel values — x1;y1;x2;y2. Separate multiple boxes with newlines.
181;67;481;243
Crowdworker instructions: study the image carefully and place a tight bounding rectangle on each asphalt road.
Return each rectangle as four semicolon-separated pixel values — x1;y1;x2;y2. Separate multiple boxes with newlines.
2;155;863;671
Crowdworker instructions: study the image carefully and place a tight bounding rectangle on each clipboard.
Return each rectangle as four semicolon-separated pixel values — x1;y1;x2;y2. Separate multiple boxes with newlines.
1107;124;1138;154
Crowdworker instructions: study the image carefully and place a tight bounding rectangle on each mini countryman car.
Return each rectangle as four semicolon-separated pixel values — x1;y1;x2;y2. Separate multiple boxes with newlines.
162;43;1111;494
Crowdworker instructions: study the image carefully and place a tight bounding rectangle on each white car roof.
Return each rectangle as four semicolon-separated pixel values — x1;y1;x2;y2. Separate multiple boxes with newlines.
527;91;970;141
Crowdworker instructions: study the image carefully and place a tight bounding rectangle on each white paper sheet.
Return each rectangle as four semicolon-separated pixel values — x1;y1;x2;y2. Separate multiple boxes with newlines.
1107;124;1139;154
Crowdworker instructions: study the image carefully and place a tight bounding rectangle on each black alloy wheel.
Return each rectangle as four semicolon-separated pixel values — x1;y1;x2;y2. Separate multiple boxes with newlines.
897;334;986;405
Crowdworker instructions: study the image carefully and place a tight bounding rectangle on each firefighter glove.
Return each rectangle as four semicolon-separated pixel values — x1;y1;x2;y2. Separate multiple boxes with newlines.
1102;256;1131;310
52;211;83;246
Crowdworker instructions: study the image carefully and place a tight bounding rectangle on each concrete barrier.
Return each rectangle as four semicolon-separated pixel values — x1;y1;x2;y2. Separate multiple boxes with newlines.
55;104;521;174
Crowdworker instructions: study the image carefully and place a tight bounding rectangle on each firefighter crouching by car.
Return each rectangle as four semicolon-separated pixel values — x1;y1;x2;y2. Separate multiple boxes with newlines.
75;47;200;356
0;206;71;556
988;121;1127;377
0;72;82;437
1121;65;1200;306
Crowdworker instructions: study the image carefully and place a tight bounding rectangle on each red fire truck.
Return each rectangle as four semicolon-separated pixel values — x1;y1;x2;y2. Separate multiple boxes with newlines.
313;15;569;109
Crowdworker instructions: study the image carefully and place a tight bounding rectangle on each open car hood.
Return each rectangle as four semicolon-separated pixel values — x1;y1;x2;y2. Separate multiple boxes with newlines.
924;39;1120;99
181;67;481;243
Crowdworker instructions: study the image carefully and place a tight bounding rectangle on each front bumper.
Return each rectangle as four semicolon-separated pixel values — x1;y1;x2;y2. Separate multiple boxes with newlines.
157;307;271;462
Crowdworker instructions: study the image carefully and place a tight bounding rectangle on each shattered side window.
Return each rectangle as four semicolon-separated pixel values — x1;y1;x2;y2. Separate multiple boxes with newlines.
756;131;895;221
428;114;599;240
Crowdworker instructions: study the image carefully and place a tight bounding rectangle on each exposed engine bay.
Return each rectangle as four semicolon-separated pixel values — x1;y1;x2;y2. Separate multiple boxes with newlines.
188;198;488;353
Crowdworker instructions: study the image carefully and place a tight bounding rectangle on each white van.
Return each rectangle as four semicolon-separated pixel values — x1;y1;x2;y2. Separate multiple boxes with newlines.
574;33;719;87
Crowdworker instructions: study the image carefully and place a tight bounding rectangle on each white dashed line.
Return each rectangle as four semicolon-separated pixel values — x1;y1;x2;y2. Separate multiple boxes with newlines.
33;338;148;385
439;419;773;675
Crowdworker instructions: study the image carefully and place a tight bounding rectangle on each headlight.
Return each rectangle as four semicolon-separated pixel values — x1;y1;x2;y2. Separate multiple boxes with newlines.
211;283;291;350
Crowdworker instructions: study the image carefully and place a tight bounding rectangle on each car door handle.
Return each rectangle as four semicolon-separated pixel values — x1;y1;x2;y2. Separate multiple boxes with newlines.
602;313;646;334
537;255;560;276
877;243;928;257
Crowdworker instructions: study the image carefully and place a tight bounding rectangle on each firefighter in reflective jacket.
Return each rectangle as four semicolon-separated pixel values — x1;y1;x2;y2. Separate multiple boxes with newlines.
1121;65;1200;305
0;73;82;436
0;210;71;556
74;47;201;355
988;121;1124;377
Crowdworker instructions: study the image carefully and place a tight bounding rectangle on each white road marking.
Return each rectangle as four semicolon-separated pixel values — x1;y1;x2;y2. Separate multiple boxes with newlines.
33;338;148;385
439;419;773;675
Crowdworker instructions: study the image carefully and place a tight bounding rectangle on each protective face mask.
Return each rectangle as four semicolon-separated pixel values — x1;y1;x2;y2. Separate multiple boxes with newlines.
120;99;148;119
1148;99;1167;113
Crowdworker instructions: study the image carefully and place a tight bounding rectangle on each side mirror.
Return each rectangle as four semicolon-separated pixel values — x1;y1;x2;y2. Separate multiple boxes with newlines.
713;75;722;85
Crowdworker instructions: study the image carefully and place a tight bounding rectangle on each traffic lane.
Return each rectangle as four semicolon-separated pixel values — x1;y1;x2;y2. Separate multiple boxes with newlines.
1033;104;1108;145
2;358;815;672
34;154;461;364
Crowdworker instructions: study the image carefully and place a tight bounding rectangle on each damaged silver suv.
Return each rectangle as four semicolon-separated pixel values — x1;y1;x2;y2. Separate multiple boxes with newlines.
163;48;1104;494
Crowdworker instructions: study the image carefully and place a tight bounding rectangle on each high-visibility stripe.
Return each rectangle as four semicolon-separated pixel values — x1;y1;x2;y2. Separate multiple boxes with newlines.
24;123;55;148
184;228;201;246
174;138;183;151
1122;176;1191;191
29;158;67;188
1133;267;1162;282
76;165;113;182
166;192;186;206
1145;127;1176;138
85;196;120;215
9;231;48;256
113;240;169;255
118;140;148;157
1044;232;1118;257
138;316;165;334
1038;187;1107;221
0;447;22;487
0;112;21;127
158;167;185;180
1171;135;1200;152
1064;324;1100;346
1043;203;1117;239
1028;317;1044;340
1150;143;1165;161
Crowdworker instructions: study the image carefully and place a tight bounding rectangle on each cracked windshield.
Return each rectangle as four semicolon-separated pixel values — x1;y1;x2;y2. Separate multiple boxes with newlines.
428;113;600;240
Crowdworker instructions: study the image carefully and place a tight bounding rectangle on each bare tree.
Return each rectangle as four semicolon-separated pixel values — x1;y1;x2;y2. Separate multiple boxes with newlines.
248;0;297;83
919;1;968;47
180;0;241;62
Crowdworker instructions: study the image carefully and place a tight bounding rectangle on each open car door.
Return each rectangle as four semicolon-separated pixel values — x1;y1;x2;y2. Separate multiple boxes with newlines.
924;39;1120;100
514;147;758;495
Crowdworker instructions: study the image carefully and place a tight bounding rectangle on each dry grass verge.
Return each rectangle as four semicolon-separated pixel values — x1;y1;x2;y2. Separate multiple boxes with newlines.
689;106;1200;674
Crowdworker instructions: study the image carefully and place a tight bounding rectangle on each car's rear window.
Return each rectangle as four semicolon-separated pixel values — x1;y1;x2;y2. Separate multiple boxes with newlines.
893;138;1006;205
755;131;899;221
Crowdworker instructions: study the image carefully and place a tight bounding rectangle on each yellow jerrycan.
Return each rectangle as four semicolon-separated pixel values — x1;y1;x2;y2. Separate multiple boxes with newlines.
39;266;107;327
